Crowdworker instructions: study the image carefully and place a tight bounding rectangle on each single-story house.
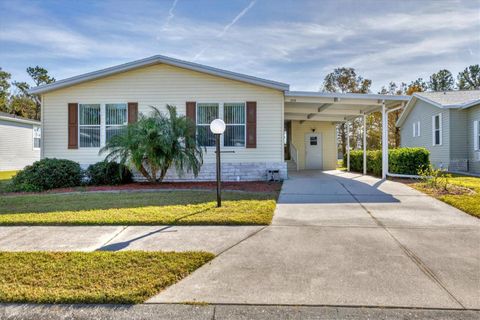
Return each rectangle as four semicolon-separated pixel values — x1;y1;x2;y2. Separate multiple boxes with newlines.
0;112;41;171
29;55;408;181
396;90;480;175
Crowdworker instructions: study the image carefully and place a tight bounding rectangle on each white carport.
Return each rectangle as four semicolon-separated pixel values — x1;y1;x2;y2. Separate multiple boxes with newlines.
284;91;410;179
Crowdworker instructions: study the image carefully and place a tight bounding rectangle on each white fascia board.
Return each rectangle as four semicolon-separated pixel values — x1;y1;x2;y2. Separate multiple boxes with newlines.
395;96;417;128
29;55;290;94
285;91;411;102
0;116;41;126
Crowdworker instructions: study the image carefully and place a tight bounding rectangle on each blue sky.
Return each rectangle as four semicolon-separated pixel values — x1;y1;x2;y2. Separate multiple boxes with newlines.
0;0;479;92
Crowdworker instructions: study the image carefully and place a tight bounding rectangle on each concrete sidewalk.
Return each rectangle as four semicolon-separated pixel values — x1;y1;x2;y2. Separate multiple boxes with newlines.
0;225;263;254
149;171;480;310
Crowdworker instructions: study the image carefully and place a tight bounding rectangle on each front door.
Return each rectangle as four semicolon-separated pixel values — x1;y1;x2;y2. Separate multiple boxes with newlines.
305;133;323;169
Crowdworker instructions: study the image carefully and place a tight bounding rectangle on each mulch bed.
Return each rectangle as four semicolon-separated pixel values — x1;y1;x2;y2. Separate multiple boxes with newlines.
6;181;282;196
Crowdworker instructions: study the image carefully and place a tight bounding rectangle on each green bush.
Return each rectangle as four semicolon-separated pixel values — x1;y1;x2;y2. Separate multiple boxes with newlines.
86;161;132;185
343;147;430;176
9;158;83;192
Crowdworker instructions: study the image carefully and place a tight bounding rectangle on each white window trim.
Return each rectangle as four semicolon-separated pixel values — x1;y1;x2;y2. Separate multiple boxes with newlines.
432;113;442;146
32;126;41;150
417;121;421;137
412;122;416;137
474;120;479;151
195;101;247;148
78;103;127;149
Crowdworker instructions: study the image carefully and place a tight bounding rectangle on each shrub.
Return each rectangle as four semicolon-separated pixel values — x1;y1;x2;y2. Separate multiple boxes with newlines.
418;164;451;191
86;161;132;185
100;105;203;183
9;158;82;192
343;147;430;176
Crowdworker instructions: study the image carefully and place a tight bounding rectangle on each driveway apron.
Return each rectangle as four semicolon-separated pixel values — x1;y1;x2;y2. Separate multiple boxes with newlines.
149;170;480;309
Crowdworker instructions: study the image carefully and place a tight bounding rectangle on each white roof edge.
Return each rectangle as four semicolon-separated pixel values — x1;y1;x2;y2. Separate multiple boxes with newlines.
28;55;290;94
395;92;480;128
286;90;410;101
0;115;41;126
412;92;480;109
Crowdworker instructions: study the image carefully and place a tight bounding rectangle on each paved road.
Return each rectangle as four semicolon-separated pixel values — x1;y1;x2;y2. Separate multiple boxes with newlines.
149;171;480;310
1;303;479;320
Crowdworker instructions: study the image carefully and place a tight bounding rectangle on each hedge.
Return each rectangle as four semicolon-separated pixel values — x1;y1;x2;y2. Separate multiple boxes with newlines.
9;158;83;192
343;147;430;176
86;161;132;185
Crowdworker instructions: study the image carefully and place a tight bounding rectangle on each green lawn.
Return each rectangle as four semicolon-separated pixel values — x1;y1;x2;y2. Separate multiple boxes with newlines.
0;251;214;304
0;190;277;225
411;174;480;218
0;170;16;193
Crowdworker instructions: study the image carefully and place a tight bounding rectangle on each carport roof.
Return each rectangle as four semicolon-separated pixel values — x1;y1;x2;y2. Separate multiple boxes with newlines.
284;91;410;122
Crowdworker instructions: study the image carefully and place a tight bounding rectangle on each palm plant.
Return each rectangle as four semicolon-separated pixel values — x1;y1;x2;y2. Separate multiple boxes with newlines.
100;105;203;183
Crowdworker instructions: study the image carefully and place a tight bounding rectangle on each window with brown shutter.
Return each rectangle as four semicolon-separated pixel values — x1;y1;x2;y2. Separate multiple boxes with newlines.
68;103;78;149
128;102;138;123
246;101;257;148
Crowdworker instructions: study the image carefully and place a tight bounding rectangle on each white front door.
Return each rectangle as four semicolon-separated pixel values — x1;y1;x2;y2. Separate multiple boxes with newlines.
305;133;323;169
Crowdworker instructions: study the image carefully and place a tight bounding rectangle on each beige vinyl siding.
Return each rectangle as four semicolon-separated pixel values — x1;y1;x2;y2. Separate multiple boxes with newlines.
400;99;450;169
467;105;480;174
0;120;40;171
42;64;284;166
291;120;336;170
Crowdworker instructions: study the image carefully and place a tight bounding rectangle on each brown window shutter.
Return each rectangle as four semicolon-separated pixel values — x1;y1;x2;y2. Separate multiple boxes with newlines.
186;101;196;123
128;102;138;123
68;103;78;149
246;101;257;148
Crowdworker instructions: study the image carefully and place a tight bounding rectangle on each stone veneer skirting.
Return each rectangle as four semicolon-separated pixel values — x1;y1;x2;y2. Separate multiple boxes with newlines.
132;162;287;182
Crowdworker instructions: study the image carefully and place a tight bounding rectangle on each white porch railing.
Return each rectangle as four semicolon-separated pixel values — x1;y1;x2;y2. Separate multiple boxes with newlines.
289;143;299;171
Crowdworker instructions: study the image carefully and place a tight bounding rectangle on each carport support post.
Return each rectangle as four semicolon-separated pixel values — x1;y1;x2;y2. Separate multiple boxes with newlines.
346;121;350;172
381;100;388;179
363;114;367;175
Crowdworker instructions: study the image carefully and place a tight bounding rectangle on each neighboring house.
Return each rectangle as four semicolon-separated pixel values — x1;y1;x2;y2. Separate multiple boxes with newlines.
28;55;407;181
0;112;41;171
396;90;480;174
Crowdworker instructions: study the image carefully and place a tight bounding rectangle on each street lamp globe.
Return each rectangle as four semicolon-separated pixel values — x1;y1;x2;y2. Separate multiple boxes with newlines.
210;119;226;134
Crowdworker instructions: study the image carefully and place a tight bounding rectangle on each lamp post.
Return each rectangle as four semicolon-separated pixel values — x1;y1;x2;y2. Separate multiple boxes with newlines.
210;119;226;207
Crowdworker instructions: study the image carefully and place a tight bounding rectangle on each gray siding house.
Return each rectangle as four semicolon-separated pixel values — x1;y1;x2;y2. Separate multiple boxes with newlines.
0;112;41;171
396;90;480;174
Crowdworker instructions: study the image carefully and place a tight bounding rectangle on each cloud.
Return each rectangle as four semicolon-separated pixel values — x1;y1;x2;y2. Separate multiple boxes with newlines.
1;0;478;92
194;0;257;60
164;0;179;29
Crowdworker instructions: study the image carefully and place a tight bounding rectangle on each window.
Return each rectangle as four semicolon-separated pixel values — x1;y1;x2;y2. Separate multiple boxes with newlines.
106;103;127;142
413;121;420;138
224;103;245;147
33;126;41;149
310;136;317;145
432;114;442;146
79;104;101;147
196;103;218;146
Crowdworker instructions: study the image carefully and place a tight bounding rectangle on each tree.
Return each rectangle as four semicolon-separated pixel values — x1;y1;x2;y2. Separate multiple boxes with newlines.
377;82;407;148
321;67;372;158
0;67;11;113
406;78;427;95
428;69;454;91
100;105;203;183
457;65;480;90
20;66;55;120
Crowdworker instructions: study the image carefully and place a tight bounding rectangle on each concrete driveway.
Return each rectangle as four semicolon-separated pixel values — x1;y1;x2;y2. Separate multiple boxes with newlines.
149;170;480;310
